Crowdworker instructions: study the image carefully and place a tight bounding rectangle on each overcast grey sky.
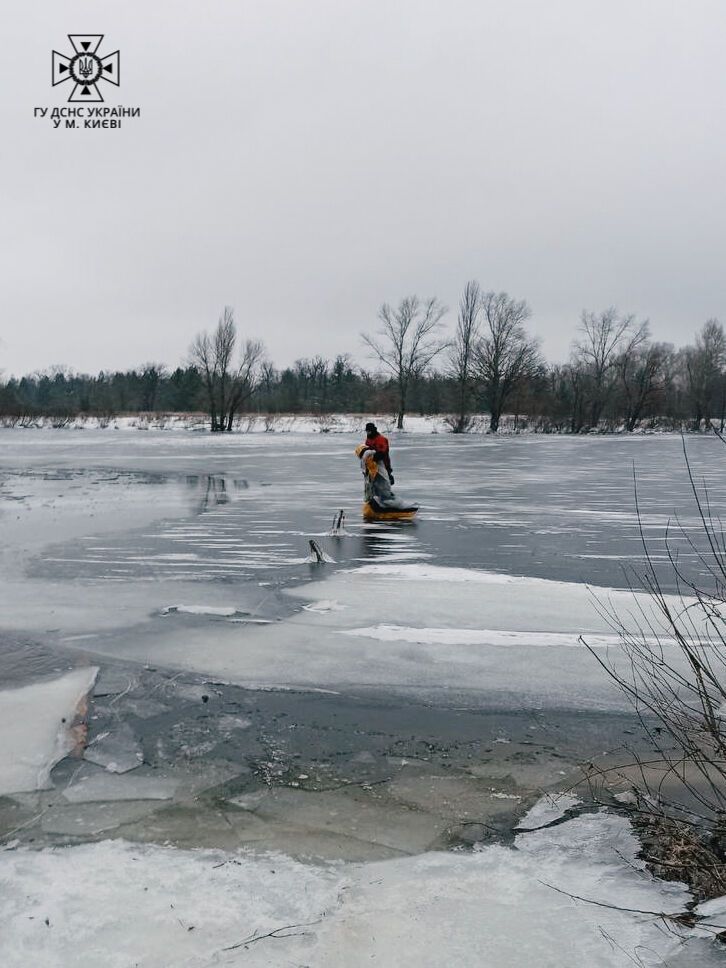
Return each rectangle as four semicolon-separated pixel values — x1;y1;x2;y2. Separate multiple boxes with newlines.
1;1;724;377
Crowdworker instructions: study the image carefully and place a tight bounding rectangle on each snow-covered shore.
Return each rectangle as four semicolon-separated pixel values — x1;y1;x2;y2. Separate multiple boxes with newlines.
0;411;691;435
2;811;722;967
0;412;442;433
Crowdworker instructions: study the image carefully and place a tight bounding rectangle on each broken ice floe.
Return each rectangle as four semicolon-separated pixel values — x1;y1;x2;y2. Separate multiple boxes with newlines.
0;667;97;796
302;599;346;613
92;667;138;697
162;604;247;617
84;723;143;773
161;604;272;625
62;772;178;803
515;792;582;830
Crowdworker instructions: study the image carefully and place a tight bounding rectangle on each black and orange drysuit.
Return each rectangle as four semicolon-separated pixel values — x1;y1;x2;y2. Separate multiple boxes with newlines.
362;432;393;478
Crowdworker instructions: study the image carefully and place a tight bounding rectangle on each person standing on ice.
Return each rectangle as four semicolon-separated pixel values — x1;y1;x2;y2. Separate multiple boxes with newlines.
360;422;394;484
355;422;418;520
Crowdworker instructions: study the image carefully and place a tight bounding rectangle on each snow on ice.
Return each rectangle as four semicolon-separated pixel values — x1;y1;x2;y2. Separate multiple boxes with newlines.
0;813;718;968
341;625;624;648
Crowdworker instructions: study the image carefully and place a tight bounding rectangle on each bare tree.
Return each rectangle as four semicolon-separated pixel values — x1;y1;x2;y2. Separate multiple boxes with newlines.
583;439;726;901
574;308;649;429
617;342;672;432
682;319;726;430
474;291;541;433
447;280;481;433
362;295;447;429
189;306;265;432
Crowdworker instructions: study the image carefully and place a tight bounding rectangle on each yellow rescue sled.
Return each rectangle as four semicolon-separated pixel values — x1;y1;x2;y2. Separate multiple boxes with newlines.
362;500;418;522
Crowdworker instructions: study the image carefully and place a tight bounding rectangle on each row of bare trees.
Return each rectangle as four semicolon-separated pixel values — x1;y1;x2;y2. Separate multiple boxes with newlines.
557;315;726;435
5;293;726;432
357;285;726;434
191;288;542;433
360;285;668;433
359;284;542;432
188;294;666;434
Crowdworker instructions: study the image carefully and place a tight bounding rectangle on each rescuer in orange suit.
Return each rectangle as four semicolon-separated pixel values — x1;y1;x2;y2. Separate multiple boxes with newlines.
361;422;394;484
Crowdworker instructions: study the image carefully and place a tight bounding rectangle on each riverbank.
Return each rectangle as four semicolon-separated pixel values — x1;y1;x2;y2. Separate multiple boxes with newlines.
0;410;710;435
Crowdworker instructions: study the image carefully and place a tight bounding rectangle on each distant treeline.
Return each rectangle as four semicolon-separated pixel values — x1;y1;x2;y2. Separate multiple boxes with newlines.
3;285;726;433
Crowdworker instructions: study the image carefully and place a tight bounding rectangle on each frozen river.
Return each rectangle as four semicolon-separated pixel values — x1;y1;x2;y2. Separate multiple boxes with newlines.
1;428;724;966
2;429;723;589
0;429;722;699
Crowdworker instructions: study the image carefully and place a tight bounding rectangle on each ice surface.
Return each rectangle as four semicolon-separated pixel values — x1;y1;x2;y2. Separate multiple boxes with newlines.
0;839;342;968
0;667;97;796
40;800;163;836
343;624;624;647
229;785;449;855
84;723;143;773
97;562;701;710
92;667;137;697
349;563;526;583
693;894;726;937
515;792;582;830
0;813;711;968
162;604;246;617
62;773;178;803
302;598;346;613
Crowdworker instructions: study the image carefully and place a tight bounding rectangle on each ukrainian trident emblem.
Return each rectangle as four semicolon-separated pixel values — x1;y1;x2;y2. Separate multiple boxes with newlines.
52;35;120;103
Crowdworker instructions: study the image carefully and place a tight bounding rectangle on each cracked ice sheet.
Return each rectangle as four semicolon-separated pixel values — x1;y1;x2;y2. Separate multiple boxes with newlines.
84;723;144;774
515;792;582;830
62;773;178;803
0;813;715;968
100;564;702;711
0;667;98;796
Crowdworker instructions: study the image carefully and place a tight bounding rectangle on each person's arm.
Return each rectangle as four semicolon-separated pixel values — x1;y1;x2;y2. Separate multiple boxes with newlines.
376;440;393;480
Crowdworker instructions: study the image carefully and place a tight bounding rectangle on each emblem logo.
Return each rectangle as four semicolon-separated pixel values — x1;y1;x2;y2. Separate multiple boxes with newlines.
52;35;120;103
